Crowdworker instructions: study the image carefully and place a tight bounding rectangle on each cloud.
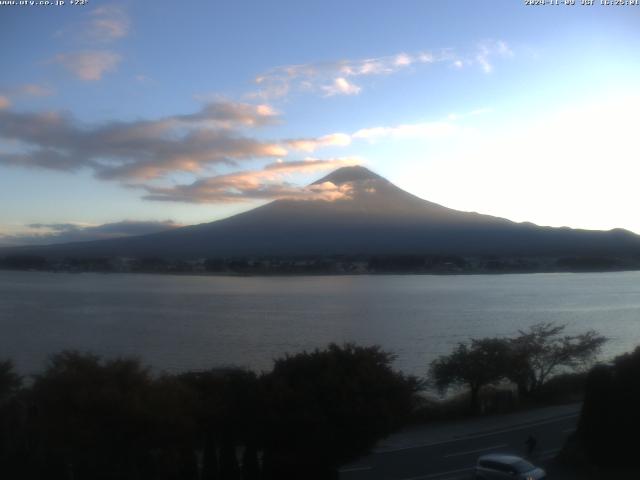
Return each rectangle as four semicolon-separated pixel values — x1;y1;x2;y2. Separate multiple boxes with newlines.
89;6;130;42
52;51;122;81
0;101;287;180
321;77;361;96
55;5;130;43
466;40;513;74
0;84;54;109
253;50;440;98
262;157;361;173
0;97;487;185
284;133;352;152
352;121;459;141
252;42;512;98
342;108;493;144
281;110;487;153
174;101;279;128
0;220;181;246
47;7;128;82
297;106;492;148
141;158;360;204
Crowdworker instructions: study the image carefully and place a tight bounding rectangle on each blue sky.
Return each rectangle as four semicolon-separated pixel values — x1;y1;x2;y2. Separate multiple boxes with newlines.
1;0;639;244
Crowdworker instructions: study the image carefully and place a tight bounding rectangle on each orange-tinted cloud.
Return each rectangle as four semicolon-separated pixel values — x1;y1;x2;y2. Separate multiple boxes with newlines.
52;51;122;81
0;84;55;108
0;101;287;180
284;133;352;152
142;158;360;204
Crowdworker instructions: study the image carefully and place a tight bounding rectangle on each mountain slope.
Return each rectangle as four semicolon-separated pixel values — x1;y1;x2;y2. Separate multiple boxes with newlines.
4;166;640;259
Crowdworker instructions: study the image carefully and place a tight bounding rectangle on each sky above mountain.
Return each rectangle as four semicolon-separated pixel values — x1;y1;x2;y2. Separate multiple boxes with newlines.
1;1;639;245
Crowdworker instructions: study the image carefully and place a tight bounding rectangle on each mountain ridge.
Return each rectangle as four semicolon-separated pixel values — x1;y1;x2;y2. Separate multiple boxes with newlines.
2;166;640;260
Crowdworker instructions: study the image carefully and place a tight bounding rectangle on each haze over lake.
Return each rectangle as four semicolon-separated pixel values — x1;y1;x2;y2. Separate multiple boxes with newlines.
3;270;640;377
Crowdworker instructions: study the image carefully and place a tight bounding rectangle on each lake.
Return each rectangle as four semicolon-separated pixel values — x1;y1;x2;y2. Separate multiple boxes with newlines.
2;270;640;377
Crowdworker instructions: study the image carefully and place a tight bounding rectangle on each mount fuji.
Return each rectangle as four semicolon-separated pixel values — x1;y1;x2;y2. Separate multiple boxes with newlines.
4;166;640;260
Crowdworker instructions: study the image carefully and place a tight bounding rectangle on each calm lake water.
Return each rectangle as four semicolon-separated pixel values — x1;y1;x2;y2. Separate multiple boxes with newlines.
2;270;640;377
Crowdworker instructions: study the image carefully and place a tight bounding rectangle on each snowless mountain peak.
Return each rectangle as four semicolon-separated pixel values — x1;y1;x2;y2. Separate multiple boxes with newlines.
312;166;385;186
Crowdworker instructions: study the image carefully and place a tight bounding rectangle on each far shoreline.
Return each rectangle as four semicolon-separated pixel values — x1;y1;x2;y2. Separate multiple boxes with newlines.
2;265;640;278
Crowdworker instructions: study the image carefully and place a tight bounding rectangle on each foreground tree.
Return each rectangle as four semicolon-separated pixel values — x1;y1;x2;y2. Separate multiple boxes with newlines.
0;360;22;473
261;343;420;479
27;351;197;480
0;360;21;401
506;322;606;397
177;368;261;480
578;346;640;467
430;324;606;410
429;338;511;412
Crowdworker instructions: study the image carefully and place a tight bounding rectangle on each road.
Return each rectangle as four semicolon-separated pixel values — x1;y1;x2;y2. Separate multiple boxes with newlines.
340;411;579;480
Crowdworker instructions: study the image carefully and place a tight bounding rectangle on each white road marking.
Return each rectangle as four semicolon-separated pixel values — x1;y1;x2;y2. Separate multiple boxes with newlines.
376;413;579;453
343;413;577;478
444;443;508;458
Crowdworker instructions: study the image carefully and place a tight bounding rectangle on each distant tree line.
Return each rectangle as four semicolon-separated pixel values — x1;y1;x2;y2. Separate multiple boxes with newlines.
0;344;419;480
0;254;471;274
429;322;607;412
3;254;638;275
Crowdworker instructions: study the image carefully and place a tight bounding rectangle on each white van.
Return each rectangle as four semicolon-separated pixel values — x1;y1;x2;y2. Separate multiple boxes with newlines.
475;454;546;480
